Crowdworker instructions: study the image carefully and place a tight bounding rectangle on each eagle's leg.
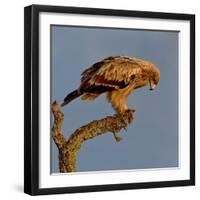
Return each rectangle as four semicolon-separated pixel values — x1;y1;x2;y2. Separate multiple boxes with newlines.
109;93;127;114
113;99;130;133
107;90;134;116
118;97;135;117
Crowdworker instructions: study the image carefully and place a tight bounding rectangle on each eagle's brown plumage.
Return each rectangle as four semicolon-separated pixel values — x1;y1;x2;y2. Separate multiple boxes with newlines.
61;56;160;113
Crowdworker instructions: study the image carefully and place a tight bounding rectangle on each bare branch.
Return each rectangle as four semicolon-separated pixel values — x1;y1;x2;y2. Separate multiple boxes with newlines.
51;101;134;173
51;101;67;148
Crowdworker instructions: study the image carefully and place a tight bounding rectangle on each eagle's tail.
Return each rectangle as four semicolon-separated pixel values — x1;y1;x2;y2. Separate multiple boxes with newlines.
61;89;82;107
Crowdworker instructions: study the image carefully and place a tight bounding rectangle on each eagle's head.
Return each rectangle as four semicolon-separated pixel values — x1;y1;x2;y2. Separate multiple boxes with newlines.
149;65;160;91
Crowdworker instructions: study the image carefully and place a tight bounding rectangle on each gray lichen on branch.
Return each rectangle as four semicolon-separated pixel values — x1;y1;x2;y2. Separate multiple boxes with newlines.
51;101;134;173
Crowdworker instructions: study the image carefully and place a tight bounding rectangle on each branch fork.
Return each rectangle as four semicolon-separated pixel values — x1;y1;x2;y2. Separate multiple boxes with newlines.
51;101;134;173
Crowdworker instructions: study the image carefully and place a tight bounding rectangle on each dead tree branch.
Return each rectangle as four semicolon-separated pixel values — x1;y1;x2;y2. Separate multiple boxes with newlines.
51;101;134;173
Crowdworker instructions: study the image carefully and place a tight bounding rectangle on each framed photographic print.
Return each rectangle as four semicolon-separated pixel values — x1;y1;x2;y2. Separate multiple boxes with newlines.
24;4;195;195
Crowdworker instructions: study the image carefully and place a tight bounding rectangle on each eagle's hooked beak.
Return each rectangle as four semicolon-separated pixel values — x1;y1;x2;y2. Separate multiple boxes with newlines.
149;80;157;91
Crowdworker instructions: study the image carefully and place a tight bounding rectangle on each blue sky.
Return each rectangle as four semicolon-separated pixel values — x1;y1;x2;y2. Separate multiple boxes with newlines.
51;25;178;173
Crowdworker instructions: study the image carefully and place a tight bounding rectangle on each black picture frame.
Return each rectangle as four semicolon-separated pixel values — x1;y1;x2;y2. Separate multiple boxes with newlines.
24;4;195;196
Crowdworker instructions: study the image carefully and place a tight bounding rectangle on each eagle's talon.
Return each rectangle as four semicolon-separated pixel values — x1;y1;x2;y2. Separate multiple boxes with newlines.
126;108;135;113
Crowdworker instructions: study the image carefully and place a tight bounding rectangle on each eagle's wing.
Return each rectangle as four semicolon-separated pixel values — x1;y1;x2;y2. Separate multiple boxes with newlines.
80;56;143;90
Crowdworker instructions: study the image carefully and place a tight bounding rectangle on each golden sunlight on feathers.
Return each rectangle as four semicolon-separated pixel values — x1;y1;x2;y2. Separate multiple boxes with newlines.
61;56;160;113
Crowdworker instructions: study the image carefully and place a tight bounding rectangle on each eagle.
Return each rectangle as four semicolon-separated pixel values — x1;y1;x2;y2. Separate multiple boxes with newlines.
61;56;160;113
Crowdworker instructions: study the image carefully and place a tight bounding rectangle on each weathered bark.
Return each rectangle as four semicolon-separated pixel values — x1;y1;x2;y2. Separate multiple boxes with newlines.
51;101;134;173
